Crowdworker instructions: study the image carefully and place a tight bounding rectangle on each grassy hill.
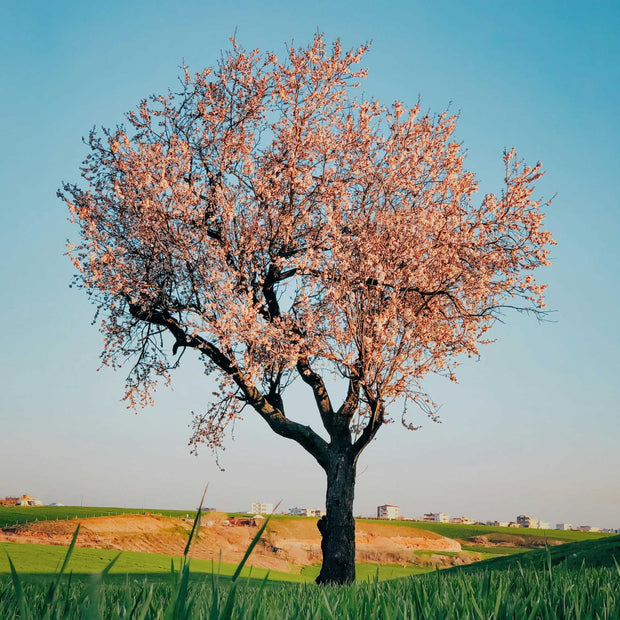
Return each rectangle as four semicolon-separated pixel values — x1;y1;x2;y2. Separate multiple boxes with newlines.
447;533;620;573
0;505;196;528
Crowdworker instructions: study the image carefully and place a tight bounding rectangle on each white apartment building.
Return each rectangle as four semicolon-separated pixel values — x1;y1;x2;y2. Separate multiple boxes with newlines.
377;504;400;520
251;502;273;515
289;507;326;517
516;515;539;528
556;523;572;530
424;512;449;523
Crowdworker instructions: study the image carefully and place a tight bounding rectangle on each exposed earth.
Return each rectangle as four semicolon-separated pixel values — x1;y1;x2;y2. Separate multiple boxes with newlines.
0;513;474;572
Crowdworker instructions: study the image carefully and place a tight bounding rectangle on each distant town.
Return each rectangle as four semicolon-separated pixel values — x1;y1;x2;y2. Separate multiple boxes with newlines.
250;501;619;534
2;495;618;534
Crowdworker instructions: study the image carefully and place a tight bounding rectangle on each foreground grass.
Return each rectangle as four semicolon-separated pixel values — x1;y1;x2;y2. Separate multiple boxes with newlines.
1;534;619;618
3;507;618;617
1;560;618;618
0;511;620;620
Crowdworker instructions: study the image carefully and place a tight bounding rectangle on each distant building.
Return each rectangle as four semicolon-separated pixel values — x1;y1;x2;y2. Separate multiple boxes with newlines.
377;504;399;520
516;515;539;529
486;520;511;527
538;521;550;530
2;494;43;507
311;509;327;517
251;502;273;515
424;512;449;523
289;507;326;517
289;507;307;516
0;496;19;506
450;516;475;525
555;523;572;530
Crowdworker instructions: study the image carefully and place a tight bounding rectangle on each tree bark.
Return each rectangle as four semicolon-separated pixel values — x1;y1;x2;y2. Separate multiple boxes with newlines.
316;449;357;585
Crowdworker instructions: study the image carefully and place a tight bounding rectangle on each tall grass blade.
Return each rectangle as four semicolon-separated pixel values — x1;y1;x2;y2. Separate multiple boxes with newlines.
231;501;280;583
219;582;238;620
247;571;271;618
57;523;80;579
43;524;81;610
7;554;29;620
184;483;209;560
101;551;122;576
133;584;154;620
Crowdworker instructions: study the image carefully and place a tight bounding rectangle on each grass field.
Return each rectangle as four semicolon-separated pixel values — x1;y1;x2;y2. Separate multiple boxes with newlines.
0;541;435;583
0;542;305;583
460;543;527;556
1;535;618;618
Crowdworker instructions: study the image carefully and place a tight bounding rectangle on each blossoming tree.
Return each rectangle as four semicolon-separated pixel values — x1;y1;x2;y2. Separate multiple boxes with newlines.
59;35;554;585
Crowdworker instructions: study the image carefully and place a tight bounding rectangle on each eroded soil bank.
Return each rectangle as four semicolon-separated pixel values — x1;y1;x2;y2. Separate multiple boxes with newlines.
1;513;471;572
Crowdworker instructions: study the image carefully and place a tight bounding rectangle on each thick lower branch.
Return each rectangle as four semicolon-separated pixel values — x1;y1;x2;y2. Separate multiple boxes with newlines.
297;357;343;439
128;300;330;466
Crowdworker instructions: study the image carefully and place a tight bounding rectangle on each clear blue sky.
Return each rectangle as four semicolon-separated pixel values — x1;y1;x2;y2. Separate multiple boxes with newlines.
1;0;618;528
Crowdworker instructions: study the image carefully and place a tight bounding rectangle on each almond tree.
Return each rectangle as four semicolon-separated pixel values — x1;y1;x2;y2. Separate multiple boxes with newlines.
59;35;554;585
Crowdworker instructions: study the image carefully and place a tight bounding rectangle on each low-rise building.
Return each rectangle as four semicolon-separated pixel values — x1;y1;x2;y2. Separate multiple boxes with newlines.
288;507;326;517
4;495;43;507
450;516;475;525
516;515;539;528
377;504;399;520
250;502;273;515
424;512;448;523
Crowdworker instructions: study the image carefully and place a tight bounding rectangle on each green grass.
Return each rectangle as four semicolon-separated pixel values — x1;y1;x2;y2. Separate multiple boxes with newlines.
1;548;618;618
1;527;619;618
300;562;432;581
450;533;620;573
0;505;198;528
460;544;529;555
0;542;434;583
0;542;306;583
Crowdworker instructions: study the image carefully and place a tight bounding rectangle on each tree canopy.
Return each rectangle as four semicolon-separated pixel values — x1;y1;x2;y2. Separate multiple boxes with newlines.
60;36;554;461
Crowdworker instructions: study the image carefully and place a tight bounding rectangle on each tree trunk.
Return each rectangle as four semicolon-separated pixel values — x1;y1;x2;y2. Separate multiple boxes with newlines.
316;450;356;585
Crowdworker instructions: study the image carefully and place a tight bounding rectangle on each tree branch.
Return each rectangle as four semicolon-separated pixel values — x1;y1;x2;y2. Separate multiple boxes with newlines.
127;300;330;466
351;393;385;457
296;356;341;439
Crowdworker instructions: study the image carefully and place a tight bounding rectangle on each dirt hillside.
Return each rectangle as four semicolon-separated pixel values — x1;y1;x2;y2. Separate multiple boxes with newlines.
1;513;462;572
